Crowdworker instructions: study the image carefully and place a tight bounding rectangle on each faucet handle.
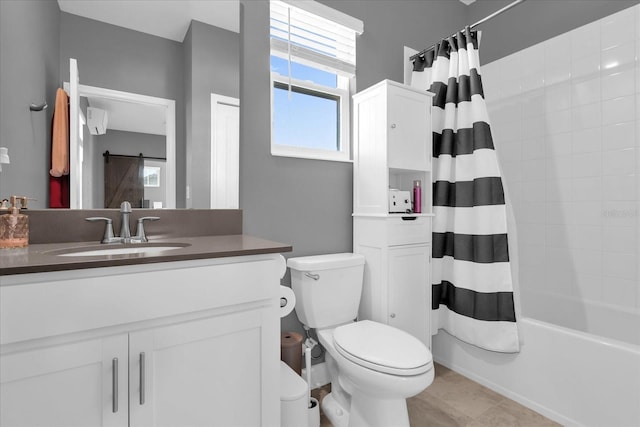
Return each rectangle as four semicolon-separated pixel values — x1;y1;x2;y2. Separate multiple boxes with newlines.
86;217;118;244
135;216;160;243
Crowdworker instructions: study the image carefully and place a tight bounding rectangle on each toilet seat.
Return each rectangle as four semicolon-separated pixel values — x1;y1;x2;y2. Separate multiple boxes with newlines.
333;320;432;376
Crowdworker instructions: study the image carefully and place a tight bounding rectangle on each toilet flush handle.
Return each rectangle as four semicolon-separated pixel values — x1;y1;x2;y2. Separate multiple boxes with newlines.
305;272;320;281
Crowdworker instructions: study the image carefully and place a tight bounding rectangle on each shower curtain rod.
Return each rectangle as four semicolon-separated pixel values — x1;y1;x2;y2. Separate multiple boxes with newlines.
409;0;527;61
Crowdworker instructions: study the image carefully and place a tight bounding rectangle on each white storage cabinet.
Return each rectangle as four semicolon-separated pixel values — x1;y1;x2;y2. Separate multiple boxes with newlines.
352;80;433;348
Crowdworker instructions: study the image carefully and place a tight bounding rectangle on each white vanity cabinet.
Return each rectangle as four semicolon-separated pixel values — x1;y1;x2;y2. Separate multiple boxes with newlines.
0;255;282;427
353;80;433;348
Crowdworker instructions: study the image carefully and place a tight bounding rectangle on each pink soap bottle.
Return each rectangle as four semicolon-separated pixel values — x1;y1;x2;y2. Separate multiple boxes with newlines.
413;180;422;214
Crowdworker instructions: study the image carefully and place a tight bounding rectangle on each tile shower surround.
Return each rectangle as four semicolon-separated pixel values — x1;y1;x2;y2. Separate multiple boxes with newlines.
481;5;640;345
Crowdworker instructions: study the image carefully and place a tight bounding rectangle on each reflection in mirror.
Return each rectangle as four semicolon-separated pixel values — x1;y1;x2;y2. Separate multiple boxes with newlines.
0;1;239;209
72;83;176;209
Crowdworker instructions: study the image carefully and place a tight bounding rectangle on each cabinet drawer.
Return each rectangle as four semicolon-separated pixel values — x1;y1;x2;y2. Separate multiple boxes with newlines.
386;216;430;246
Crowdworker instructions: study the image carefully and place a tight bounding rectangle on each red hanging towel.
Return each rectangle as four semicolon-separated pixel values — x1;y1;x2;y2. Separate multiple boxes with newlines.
49;88;70;208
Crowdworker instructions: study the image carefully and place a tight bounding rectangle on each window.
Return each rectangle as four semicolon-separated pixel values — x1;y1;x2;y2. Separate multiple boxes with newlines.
143;166;160;187
270;0;363;162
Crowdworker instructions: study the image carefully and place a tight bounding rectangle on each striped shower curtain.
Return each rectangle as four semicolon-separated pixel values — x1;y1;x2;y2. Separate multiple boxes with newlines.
411;28;519;353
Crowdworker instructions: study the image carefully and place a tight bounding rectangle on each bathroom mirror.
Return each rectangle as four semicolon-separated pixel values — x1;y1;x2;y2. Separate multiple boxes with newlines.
69;77;176;209
1;0;240;209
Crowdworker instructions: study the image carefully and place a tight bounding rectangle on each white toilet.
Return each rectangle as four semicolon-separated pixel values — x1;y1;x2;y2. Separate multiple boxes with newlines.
288;253;434;427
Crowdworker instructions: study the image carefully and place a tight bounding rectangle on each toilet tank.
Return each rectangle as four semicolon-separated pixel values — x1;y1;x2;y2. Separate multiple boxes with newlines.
287;253;365;329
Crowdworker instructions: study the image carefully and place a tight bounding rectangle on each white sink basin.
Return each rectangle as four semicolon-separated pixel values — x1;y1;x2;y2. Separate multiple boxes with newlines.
49;243;190;257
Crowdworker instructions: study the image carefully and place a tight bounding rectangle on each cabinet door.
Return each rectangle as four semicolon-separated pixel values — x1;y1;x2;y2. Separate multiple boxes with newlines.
387;244;430;347
129;309;272;427
387;86;430;171
0;335;129;427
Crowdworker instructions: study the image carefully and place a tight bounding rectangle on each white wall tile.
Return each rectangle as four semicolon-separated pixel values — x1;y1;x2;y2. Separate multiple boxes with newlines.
520;222;546;246
603;201;638;226
546;108;572;135
572;248;603;276
497;140;522;163
572;102;601;130
480;4;639;338
575;273;603;301
602;95;635;125
602;121;636;151
571;21;601;59
601;42;636;72
546;81;572;111
572;152;602;178
546;177;572;202
522;157;546;181
522;179;546;202
601;277;637;308
523;113;545;138
522;137;546;160
601;7;636;51
572;127;602;154
603;174;637;200
546;154;572;179
603;251;637;280
547;131;573;157
522;89;545;118
546;201;572;225
603;225;638;253
571;76;601;106
603;148;636;175
572;201;604;226
572;176;603;202
570;224;603;250
546;224;571;247
520;201;546;224
602;68;636;100
572;54;601;80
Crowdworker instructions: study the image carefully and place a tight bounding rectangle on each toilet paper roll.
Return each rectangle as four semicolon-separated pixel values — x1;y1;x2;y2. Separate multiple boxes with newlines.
279;285;296;318
281;331;303;375
277;254;287;279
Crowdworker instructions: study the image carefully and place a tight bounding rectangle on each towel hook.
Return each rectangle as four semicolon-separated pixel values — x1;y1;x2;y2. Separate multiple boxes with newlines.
29;102;48;112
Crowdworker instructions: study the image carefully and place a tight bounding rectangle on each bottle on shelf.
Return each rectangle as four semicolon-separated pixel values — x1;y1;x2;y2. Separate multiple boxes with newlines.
412;180;422;214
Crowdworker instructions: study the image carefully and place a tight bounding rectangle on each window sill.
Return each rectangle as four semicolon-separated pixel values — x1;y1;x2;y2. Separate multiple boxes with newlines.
271;145;353;163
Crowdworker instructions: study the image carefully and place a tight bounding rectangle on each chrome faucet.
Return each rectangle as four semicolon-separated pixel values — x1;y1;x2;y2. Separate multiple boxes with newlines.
86;201;160;244
119;201;132;242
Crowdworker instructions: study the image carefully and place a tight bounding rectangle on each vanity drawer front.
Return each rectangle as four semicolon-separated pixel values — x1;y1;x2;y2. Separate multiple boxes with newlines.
0;257;281;345
386;216;430;246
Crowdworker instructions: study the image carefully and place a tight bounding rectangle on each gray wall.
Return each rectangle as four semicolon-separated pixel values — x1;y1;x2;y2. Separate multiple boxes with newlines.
239;0;468;337
59;12;187;206
467;0;639;65
0;0;60;208
184;21;240;208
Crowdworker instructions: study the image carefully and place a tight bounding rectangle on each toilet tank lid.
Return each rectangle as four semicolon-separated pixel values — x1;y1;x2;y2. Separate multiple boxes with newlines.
287;253;365;271
280;361;308;401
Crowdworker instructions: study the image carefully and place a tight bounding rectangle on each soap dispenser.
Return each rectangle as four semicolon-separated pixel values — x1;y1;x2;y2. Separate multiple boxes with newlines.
0;196;29;248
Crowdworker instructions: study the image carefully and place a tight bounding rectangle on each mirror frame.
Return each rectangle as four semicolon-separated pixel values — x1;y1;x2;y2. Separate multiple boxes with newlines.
63;82;176;209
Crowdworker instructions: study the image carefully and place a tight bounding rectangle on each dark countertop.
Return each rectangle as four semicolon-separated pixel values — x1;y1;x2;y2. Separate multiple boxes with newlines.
0;235;293;276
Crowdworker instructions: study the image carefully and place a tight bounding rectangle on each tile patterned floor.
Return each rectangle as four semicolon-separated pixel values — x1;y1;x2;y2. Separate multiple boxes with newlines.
314;363;561;427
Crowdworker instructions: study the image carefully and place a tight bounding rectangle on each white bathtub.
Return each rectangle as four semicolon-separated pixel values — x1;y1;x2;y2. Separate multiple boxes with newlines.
432;318;640;427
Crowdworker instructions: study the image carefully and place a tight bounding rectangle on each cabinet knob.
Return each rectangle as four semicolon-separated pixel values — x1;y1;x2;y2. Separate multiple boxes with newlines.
390;124;397;129
390;313;396;318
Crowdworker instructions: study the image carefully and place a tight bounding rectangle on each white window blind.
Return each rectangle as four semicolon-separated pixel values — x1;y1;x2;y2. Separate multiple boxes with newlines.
270;0;363;77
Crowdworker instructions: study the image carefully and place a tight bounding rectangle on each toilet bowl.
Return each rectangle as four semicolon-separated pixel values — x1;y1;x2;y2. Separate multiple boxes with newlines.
288;253;434;427
318;322;433;427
